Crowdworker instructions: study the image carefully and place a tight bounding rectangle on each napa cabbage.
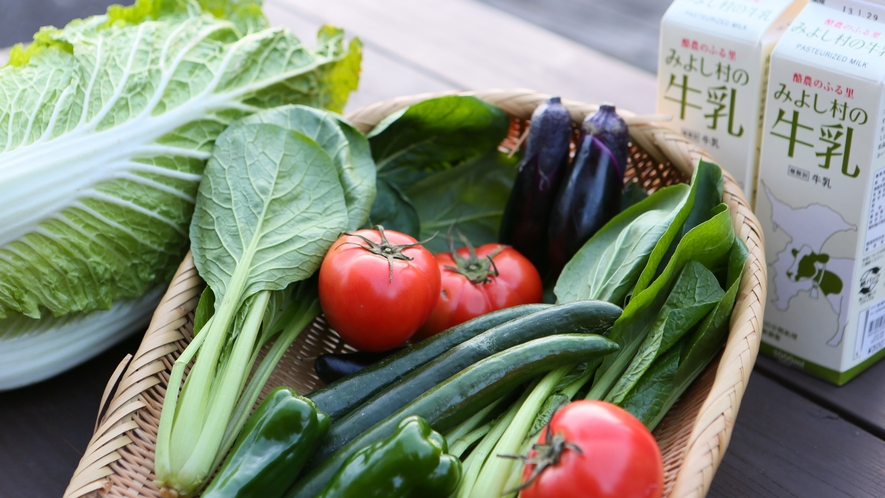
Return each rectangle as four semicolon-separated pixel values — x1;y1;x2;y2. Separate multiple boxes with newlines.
0;0;362;389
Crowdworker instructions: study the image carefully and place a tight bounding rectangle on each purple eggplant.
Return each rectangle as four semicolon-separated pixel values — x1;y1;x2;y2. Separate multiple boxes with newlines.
499;96;572;274
583;104;629;180
548;135;624;277
314;348;404;384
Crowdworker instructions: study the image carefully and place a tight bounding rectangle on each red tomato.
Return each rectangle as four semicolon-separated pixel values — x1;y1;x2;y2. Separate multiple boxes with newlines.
413;243;542;341
519;400;664;498
318;227;441;352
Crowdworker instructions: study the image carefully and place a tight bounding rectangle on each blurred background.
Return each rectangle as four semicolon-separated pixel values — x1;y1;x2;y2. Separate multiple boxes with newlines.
0;0;114;47
476;0;665;73
0;0;666;74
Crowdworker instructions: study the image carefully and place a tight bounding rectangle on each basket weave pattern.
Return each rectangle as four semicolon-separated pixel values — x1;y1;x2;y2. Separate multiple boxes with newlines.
64;89;766;498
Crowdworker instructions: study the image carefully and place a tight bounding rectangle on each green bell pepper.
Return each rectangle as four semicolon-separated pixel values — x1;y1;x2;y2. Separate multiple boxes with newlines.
202;386;330;498
314;415;461;498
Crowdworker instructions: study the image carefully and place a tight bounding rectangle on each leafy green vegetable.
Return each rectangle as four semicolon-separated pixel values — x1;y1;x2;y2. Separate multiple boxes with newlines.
679;239;748;378
190;123;347;300
0;0;361;320
154;105;372;496
406;151;519;253
587;205;735;400
632;160;724;297
620;180;649;212
618;346;680;427
585;163;734;401
367;96;511;235
192;287;216;336
368;96;511;184
605;261;724;405
105;0;268;37
554;183;689;306
529;392;570;437
371;179;422;235
237;105;376;230
636;238;748;430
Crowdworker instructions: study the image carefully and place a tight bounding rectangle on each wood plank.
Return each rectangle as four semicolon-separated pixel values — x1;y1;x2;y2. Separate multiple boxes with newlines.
475;0;667;74
269;0;658;114
262;2;455;113
754;354;885;439
708;372;885;497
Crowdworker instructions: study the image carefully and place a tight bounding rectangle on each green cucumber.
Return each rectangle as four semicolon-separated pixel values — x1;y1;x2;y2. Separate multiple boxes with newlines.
307;303;551;420
308;300;622;463
285;333;619;498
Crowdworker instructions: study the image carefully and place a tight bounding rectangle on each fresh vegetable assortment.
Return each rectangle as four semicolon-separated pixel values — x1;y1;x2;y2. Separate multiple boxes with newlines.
306;300;621;466
135;89;744;495
293;96;740;497
154;102;374;496
289;334;620;498
5;5;751;489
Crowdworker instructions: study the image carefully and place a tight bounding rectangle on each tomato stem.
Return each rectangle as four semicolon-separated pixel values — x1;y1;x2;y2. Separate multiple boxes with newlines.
444;227;505;284
336;225;429;283
499;420;583;493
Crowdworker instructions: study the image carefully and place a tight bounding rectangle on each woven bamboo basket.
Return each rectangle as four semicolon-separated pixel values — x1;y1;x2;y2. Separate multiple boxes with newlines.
65;88;766;498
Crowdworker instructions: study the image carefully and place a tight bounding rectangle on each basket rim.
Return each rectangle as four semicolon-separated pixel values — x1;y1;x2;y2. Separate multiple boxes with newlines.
64;88;767;498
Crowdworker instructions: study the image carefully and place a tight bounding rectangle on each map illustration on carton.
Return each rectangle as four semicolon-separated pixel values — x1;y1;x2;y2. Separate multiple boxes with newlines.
657;0;806;207
756;0;885;384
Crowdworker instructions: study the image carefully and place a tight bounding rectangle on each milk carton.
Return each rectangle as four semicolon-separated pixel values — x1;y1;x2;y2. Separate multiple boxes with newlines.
657;0;806;206
756;0;885;384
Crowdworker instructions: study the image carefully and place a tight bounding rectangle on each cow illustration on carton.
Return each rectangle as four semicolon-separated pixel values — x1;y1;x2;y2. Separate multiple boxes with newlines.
764;183;856;347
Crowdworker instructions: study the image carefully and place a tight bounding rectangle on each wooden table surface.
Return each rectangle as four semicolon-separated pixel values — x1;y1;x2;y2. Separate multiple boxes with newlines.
2;1;885;497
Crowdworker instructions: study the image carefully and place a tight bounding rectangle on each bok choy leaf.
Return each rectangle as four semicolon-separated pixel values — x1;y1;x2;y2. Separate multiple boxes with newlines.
154;105;374;496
